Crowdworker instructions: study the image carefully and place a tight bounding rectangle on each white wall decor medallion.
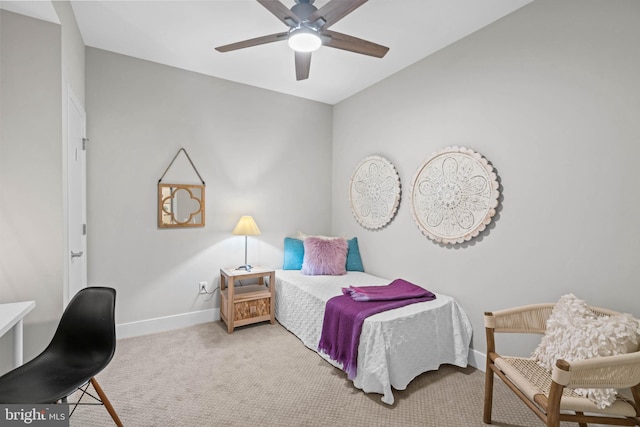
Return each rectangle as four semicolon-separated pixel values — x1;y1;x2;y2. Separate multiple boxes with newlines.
349;155;401;230
410;146;499;244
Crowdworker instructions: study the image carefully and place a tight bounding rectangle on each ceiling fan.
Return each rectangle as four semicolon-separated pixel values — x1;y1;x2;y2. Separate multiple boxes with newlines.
215;0;389;81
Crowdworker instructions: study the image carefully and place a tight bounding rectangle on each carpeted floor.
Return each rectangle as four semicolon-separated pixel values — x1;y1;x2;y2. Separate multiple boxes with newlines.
69;321;573;426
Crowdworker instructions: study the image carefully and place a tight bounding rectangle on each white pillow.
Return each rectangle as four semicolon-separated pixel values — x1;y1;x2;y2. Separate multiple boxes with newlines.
531;294;640;409
297;231;346;241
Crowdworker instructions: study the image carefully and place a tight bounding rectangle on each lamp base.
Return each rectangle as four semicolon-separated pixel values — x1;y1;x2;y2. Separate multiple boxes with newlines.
236;264;252;272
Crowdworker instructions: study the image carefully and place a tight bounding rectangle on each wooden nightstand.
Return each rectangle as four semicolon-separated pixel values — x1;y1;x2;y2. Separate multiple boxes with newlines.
219;266;275;334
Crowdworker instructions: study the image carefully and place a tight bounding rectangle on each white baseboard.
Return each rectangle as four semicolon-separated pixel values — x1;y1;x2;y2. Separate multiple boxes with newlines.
116;308;220;340
467;348;486;372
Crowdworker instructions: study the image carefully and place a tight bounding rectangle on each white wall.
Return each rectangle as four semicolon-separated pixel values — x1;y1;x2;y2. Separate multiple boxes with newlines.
0;5;86;374
53;1;84;104
85;48;333;330
4;0;639;371
332;0;640;356
0;10;63;372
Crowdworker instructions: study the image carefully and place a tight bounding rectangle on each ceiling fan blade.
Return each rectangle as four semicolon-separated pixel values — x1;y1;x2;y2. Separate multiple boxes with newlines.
308;0;367;29
322;30;389;58
257;0;300;26
215;32;288;53
295;51;312;81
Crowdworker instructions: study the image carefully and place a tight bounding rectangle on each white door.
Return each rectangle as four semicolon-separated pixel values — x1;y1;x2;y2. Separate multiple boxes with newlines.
66;89;87;305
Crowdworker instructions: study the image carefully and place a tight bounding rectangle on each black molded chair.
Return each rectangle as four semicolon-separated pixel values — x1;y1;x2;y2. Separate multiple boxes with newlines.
0;286;122;426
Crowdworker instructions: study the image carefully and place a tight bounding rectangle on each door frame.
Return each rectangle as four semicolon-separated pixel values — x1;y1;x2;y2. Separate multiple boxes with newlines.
63;85;87;307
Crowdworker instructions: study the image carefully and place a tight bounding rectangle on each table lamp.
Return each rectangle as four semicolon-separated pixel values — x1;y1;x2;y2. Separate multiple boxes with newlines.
232;215;261;271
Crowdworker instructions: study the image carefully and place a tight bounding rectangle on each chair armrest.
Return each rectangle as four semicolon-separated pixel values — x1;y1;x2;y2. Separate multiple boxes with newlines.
552;351;640;390
485;303;554;334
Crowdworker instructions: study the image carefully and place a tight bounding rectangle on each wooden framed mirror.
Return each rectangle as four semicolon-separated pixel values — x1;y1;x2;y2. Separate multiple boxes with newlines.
158;183;205;228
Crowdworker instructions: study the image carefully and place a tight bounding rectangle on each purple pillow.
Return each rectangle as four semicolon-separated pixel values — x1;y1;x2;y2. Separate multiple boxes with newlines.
301;237;348;276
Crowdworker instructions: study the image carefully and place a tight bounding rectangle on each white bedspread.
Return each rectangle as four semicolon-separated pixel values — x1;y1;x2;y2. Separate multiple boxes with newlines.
274;270;472;404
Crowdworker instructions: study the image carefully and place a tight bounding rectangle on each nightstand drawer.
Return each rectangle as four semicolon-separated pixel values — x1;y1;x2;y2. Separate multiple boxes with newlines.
233;297;270;321
221;285;271;322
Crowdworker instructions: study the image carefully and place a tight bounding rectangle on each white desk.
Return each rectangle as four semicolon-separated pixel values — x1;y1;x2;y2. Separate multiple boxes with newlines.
0;301;36;367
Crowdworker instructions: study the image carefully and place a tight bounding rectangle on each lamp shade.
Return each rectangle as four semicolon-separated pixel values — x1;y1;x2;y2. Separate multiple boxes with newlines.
232;216;261;236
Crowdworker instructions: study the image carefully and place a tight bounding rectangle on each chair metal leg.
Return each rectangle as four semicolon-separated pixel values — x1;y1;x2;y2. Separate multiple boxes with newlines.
90;377;123;427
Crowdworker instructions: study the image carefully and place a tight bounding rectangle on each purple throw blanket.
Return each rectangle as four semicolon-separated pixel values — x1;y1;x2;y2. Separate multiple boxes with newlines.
318;279;436;379
342;278;434;301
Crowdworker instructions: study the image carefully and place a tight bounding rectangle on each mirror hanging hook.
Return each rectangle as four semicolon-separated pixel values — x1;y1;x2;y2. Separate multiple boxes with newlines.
158;148;205;185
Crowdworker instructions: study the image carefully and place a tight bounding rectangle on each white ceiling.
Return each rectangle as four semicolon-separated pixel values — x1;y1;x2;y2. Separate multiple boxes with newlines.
0;1;59;24
2;0;533;105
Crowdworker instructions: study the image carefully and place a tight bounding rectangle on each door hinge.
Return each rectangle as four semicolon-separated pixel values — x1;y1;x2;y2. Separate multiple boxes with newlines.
82;138;89;150
82;224;87;235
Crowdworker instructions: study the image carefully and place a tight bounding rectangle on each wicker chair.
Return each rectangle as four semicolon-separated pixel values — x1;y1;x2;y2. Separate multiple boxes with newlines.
484;303;640;427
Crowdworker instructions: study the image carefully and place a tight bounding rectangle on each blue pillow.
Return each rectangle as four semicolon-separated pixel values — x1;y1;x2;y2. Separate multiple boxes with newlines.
284;236;365;272
346;237;365;272
283;237;304;270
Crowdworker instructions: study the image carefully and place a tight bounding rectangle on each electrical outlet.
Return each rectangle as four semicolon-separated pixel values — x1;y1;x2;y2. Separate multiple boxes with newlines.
199;281;207;294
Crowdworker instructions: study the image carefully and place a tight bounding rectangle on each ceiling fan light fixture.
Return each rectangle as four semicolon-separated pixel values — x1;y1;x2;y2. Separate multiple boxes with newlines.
288;27;322;52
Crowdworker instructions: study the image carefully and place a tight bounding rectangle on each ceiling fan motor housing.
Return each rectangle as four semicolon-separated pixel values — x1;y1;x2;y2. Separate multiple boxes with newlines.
291;2;318;23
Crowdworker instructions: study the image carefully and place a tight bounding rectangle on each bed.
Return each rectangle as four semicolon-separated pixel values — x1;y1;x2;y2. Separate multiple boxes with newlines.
274;269;473;404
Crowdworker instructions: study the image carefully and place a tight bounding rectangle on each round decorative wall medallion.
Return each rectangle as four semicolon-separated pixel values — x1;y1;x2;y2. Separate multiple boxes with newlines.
410;147;499;245
349;155;401;230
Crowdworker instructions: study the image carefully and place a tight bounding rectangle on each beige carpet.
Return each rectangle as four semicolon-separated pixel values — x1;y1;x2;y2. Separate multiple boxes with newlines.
69;321;573;427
